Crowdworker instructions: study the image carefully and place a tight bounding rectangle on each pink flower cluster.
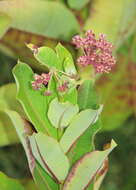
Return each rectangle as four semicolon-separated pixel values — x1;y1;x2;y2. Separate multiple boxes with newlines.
72;30;116;73
32;73;51;90
31;73;69;95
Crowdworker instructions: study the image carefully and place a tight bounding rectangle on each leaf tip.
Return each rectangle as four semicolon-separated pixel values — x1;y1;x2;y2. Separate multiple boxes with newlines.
111;139;117;148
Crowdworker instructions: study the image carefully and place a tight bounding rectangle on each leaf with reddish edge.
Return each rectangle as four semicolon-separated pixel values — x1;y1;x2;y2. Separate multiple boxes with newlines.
67;80;101;165
62;140;117;190
4;109;58;190
93;159;109;190
68;119;102;165
60;107;102;153
33;132;70;183
33;161;59;190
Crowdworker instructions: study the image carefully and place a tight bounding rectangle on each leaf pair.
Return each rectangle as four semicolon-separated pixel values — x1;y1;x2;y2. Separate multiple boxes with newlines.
28;43;77;76
48;98;79;129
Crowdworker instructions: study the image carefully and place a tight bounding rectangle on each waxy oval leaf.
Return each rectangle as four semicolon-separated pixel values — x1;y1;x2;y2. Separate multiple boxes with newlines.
48;98;79;128
34;132;70;183
62;140;117;190
13;61;57;137
34;46;62;70
60;108;101;153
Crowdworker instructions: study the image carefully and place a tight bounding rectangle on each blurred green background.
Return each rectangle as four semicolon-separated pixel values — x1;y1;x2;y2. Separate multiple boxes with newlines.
0;0;136;189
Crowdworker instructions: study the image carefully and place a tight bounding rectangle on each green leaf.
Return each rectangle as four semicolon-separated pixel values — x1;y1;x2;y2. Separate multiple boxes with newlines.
55;43;77;75
0;0;80;41
0;83;26;118
68;120;102;165
84;0;136;48
33;161;59;190
62;140;117;190
4;109;58;190
63;87;78;105
33;132;70;183
0;13;11;38
46;76;58;105
33;46;62;70
3;109;35;171
93;159;108;190
29;134;51;176
60;108;101;153
0;111;19;146
67;80;101;164
48;98;79;128
0;172;25;190
68;0;90;10
78;80;98;110
13;61;57;137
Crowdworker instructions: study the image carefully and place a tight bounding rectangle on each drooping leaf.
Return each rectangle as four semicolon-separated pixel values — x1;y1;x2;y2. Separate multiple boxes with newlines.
62;140;117;190
67;0;90;10
0;0;80;41
55;43;77;75
0;13;11;38
13;61;57;137
85;0;136;48
5;109;58;190
33;132;70;183
60;107;101;153
0;172;25;190
48;98;79;128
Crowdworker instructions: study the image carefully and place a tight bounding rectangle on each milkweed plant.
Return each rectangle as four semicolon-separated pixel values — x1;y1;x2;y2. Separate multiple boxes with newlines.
6;30;117;190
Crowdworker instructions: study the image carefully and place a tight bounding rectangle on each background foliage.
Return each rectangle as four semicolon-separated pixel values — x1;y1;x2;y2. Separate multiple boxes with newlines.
0;0;136;189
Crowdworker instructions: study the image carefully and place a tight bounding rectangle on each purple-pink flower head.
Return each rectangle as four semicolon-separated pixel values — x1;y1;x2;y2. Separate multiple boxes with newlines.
72;30;116;73
32;73;51;90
